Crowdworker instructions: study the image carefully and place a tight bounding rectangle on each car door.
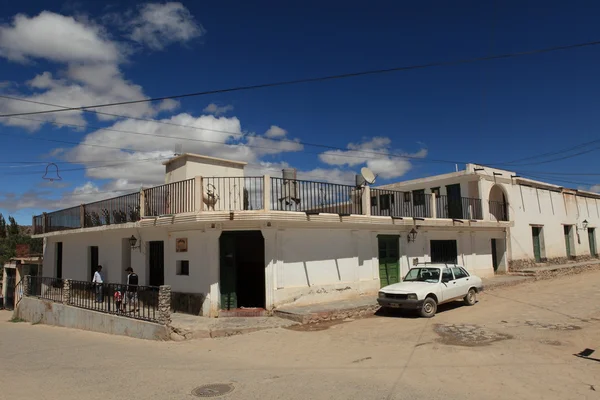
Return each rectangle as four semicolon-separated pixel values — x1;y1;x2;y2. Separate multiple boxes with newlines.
440;267;459;301
451;267;471;297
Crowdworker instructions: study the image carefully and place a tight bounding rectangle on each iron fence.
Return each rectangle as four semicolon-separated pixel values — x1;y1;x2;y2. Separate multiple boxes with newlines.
370;189;432;218
33;214;44;235
144;179;194;216
29;276;64;303
70;280;159;323
489;200;509;221
203;176;264;211
84;192;141;227
46;206;81;232
271;177;362;214
436;196;483;220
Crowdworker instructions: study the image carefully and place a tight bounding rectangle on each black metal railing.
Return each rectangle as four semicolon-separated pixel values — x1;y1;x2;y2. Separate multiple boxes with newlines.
144;179;194;216
203;177;264;211
370;189;432;218
29;276;64;303
489;200;509;221
33;214;44;235
84;192;141;227
436;196;483;220
271;177;362;214
70;280;159;323
46;206;81;232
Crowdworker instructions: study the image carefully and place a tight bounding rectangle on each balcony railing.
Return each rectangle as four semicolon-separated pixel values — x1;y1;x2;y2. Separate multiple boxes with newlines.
370;189;432;218
203;177;264;211
489;200;509;221
46;206;81;232
436;196;483;220
84;192;141;227
271;177;362;215
34;175;510;234
144;178;194;216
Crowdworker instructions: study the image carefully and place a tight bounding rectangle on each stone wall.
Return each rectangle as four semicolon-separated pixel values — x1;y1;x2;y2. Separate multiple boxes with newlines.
509;255;599;271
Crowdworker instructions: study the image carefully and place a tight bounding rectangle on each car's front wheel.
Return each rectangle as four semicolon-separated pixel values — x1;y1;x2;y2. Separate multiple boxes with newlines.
463;288;477;306
420;297;437;318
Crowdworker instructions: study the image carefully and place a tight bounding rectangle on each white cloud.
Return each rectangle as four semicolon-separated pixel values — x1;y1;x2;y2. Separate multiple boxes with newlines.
203;103;234;116
319;137;428;180
264;125;287;138
0;11;121;63
127;2;204;50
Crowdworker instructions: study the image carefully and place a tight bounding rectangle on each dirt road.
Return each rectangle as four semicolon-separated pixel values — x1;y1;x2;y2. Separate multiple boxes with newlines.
2;271;600;400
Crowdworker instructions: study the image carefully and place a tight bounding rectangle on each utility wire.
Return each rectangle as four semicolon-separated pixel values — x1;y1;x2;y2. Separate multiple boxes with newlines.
2;39;600;118
3;101;460;165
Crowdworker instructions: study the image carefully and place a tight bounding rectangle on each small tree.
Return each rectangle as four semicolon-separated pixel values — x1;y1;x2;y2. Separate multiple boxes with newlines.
7;216;19;236
0;213;6;239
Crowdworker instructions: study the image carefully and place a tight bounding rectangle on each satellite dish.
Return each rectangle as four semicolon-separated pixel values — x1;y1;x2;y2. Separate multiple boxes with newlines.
360;167;377;185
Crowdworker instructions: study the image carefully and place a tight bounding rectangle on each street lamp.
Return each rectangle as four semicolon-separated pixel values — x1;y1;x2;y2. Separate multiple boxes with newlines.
128;235;140;250
407;228;418;243
583;220;589;230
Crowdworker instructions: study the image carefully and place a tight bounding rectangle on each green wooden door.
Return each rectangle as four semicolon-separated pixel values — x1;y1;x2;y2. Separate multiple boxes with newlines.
589;228;597;257
378;235;400;287
564;225;572;258
532;227;542;262
220;233;237;310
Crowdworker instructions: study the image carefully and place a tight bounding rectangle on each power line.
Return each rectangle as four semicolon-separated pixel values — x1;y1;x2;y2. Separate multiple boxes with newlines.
2;39;600;118
3;100;461;165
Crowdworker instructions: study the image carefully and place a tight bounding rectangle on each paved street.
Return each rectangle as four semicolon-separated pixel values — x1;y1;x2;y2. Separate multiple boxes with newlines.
2;271;600;400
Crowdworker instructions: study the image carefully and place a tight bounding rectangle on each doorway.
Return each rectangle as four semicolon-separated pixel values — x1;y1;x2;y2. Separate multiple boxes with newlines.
564;225;574;259
446;184;463;219
378;235;400;287
149;241;165;286
491;239;499;271
589;228;598;257
219;231;265;310
431;240;458;264
4;268;16;310
532;227;542;262
89;246;99;280
56;242;63;279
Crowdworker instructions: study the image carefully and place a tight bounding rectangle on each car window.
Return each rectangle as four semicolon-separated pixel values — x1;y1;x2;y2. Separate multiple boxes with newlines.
404;268;440;283
452;267;468;279
441;268;454;282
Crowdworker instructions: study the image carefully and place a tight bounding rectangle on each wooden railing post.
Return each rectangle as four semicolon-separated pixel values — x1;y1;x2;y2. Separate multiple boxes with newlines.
263;175;271;211
42;212;47;234
362;185;371;216
139;188;145;217
194;176;203;213
80;204;85;228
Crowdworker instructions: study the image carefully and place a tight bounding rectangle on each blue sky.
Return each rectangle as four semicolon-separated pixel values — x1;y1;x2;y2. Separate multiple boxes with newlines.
1;1;600;224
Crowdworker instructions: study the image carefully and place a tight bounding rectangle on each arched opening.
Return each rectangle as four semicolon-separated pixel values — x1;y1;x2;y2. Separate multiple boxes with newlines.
489;185;509;221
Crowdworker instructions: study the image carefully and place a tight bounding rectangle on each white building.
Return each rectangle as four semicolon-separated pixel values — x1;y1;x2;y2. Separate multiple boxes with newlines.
33;155;545;317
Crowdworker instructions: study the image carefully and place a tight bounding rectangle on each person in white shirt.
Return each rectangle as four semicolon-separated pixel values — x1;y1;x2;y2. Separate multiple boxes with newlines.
92;265;104;303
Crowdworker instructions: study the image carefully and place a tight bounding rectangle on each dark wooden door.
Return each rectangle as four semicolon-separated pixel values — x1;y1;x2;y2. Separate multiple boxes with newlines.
532;227;542;262
589;228;597;257
149;241;164;286
56;242;63;279
378;235;400;287
90;246;99;279
220;234;237;310
491;239;499;271
4;269;16;309
431;240;458;264
446;184;463;219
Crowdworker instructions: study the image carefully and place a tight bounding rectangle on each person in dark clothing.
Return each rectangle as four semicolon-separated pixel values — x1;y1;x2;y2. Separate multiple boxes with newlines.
124;267;139;312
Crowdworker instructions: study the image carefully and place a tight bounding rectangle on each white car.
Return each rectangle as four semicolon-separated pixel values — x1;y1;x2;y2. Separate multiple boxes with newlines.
377;264;484;318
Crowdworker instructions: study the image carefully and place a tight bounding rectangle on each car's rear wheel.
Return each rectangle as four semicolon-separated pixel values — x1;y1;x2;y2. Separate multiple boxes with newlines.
420;297;437;318
463;288;477;306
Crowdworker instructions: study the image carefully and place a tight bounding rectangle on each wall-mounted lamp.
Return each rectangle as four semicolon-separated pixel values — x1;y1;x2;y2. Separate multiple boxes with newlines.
128;235;140;250
407;228;418;243
583;219;589;230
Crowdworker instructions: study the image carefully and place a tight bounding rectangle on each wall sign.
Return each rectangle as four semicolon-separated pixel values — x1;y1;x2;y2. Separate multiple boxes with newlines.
176;238;188;252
